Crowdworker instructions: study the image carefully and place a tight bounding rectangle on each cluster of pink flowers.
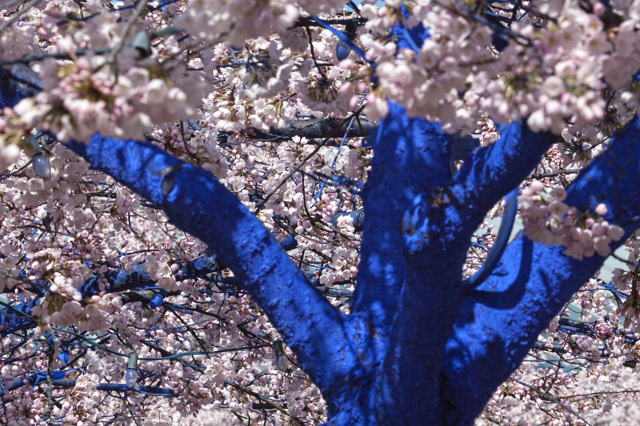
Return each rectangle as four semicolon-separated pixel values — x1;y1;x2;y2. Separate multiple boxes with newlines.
176;0;349;46
13;53;205;141
0;10;39;62
3;2;207;142
519;180;625;259
358;0;640;137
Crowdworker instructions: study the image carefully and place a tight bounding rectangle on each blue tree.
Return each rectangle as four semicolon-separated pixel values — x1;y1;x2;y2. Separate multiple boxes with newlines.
2;5;640;425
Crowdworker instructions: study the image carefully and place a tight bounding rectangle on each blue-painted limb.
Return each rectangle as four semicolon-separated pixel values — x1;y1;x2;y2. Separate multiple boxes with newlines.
0;379;24;394
0;370;65;394
310;17;371;66
1;377;175;396
279;234;298;251
557;317;637;344
65;135;357;402
389;4;430;52
467;187;519;288
0;64;42;108
349;9;445;340
450;120;555;238
442;115;640;425
79;253;219;297
451;134;480;161
341;100;456;424
0;299;39;336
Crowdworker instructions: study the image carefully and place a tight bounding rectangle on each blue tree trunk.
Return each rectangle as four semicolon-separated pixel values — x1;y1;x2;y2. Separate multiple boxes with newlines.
62;110;640;425
3;15;640;425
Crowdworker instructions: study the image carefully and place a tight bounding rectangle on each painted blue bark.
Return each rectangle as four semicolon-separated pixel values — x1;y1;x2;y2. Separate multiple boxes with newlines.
2;16;640;424
0;90;634;425
443;116;640;424
66;136;358;402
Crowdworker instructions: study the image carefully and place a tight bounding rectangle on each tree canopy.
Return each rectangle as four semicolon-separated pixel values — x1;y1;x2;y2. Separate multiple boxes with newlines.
1;0;640;424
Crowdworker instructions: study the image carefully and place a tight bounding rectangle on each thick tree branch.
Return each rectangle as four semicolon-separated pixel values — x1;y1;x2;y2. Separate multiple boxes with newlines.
350;102;453;389
65;136;357;396
442;116;640;424
450;120;556;236
250;117;375;140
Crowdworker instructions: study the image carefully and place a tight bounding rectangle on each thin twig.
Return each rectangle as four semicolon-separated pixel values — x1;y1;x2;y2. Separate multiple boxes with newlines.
529;168;581;179
89;183;116;234
558;389;640;400
512;379;592;425
0;0;41;35
253;105;365;212
305;26;328;82
225;381;305;425
105;0;149;70
45;343;55;425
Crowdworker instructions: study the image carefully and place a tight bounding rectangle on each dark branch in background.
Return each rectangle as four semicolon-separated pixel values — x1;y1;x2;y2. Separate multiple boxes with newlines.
294;16;367;29
253;107;365;212
224;380;305;425
0;26;182;67
249;117;376;140
305;26;328;82
529;168;581;179
511;378;592;425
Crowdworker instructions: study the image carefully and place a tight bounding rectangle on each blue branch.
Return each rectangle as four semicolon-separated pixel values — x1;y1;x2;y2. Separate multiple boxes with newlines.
310;17;371;66
0;64;42;107
442;116;640;424
0;299;38;336
64;135;356;396
450;120;554;237
468;187;519;288
1;375;176;397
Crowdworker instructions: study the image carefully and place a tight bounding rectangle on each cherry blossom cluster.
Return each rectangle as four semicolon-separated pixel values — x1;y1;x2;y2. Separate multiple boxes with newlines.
359;0;640;135
478;117;499;147
12;52;205;141
519;180;625;259
175;0;347;46
0;11;38;61
3;2;206;142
